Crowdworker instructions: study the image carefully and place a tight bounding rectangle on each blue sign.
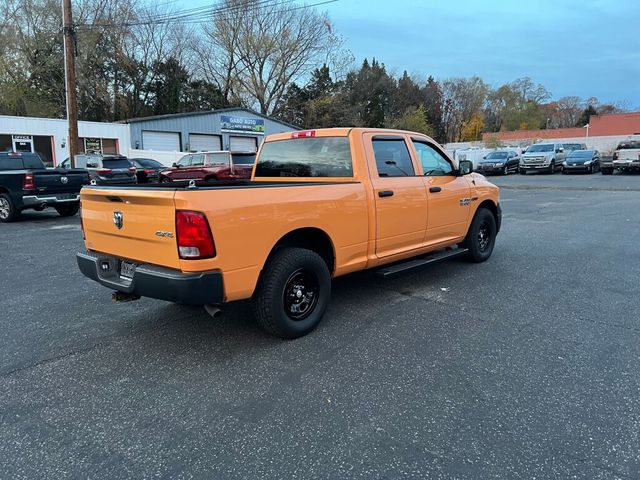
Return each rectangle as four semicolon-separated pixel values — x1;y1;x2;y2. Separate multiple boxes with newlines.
220;115;265;134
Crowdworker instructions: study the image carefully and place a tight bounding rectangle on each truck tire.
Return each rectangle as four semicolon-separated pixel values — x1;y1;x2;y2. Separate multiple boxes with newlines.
547;161;555;174
462;208;497;263
252;247;331;339
0;193;18;222
601;168;612;175
55;202;80;217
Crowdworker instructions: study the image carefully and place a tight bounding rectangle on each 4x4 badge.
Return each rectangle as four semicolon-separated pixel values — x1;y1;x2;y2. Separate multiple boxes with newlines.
113;211;124;229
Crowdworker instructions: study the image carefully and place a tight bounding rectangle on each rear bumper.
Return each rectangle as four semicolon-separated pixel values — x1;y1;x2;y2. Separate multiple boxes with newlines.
22;193;80;207
77;252;224;305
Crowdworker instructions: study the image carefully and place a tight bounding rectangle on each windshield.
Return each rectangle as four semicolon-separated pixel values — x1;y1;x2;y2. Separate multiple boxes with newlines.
569;150;593;158
527;144;554;153
617;141;640;150
486;152;508;159
134;158;163;168
102;158;132;169
563;144;583;151
255;137;353;178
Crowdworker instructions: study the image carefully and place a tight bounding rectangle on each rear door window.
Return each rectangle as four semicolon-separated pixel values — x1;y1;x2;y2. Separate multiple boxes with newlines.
255;136;353;177
372;138;415;177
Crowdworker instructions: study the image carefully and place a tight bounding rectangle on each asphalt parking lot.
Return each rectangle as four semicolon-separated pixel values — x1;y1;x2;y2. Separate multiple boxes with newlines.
1;173;639;479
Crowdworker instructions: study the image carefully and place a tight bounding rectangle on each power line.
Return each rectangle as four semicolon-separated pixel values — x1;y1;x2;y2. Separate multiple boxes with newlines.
76;0;336;29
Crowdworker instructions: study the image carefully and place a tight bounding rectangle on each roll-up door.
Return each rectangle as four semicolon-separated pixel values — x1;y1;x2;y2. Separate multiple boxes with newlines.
229;136;258;153
142;131;181;151
190;134;222;152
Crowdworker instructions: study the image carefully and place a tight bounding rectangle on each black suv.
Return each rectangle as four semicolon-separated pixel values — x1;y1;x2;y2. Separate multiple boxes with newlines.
60;154;137;185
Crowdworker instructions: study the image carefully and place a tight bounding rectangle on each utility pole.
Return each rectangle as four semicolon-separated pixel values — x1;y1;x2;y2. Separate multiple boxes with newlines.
62;0;79;168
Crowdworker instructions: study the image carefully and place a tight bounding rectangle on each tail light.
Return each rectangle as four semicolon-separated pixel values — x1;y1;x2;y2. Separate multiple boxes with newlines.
143;169;154;174
613;152;618;160
175;210;215;259
291;130;316;139
96;168;112;174
23;173;35;190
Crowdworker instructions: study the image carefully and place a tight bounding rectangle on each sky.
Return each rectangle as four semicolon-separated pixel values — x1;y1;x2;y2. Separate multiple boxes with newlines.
189;0;640;107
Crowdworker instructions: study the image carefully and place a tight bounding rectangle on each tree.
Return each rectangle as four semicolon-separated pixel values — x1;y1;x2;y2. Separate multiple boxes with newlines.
391;105;434;136
421;76;446;143
460;113;484;141
577;104;597;127
441;76;488;142
344;58;395;128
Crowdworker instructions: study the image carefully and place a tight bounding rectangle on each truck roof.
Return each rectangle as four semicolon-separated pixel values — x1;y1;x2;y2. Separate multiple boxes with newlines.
265;127;438;143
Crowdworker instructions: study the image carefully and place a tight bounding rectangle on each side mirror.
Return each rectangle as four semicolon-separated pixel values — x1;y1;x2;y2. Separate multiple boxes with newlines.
557;147;564;153
482;155;487;159
459;160;473;175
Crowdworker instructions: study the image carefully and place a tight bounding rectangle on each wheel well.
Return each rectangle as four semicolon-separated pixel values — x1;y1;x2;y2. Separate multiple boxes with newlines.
477;199;497;219
0;187;9;195
269;228;335;274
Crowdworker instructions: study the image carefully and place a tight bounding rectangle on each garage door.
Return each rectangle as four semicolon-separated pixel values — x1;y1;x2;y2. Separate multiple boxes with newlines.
229;136;258;153
190;134;222;152
142;131;180;151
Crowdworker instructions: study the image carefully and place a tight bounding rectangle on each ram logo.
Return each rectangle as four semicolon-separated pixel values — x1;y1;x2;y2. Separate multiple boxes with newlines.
113;211;124;229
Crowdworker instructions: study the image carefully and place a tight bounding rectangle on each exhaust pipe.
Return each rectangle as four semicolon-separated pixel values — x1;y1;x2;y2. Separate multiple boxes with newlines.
112;291;140;302
204;304;222;318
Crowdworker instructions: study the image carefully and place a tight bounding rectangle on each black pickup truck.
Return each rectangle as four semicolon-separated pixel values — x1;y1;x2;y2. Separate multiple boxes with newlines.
0;151;89;222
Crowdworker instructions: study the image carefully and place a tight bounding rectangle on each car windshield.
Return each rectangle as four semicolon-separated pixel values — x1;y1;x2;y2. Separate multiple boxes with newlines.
486;152;508;159
134;159;163;168
255;136;353;178
563;144;583;151
102;158;132;169
617;141;640;150
569;150;593;158
527;144;554;153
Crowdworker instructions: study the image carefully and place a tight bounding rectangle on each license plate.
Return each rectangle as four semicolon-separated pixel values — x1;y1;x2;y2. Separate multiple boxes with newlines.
120;261;137;279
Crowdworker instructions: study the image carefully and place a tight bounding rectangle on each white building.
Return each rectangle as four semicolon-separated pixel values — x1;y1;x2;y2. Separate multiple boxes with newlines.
0;115;130;167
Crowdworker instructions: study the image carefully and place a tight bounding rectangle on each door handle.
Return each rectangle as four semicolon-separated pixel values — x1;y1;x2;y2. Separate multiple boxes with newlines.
429;186;442;193
378;190;394;198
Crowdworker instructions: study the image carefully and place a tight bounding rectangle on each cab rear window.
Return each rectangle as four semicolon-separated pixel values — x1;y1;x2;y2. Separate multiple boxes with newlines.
102;159;132;169
255;137;353;178
617;141;640;150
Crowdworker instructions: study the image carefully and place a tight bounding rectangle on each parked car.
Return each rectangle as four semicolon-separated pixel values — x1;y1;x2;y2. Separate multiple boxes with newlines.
476;150;520;175
77;127;501;338
519;142;567;174
562;150;601;174
159;151;254;183
60;154;137;185
606;139;640;174
0;151;89;222
130;158;167;183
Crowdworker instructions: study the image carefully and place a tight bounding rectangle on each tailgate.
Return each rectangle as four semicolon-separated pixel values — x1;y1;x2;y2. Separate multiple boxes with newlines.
81;187;181;269
33;169;88;194
618;149;640;161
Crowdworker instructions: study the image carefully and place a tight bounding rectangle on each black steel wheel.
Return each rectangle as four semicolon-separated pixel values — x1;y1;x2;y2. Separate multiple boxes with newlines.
462;208;497;263
252;247;331;338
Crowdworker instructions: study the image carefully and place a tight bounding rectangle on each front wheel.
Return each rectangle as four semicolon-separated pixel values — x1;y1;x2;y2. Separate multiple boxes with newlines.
0;193;18;222
55;202;80;217
503;165;509;175
252;247;331;339
601;168;613;175
462;208;497;263
161;177;171;183
548;162;555;174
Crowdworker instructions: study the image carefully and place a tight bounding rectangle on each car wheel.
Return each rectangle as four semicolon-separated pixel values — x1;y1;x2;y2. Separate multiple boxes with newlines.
519;169;526;175
0;193;18;222
503;165;508;175
161;177;171;183
587;165;593;174
601;168;612;175
252;247;331;339
462;208;497;263
55;202;80;217
548;162;555;174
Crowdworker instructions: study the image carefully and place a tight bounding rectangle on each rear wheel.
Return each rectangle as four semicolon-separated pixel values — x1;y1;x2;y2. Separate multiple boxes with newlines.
252;247;331;339
55;202;80;217
0;193;18;222
462;208;497;263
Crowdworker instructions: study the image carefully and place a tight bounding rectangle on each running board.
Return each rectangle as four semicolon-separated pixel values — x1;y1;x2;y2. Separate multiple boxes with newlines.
376;247;469;278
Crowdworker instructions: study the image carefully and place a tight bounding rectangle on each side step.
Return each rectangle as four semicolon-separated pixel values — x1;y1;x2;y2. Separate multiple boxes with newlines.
376;247;469;278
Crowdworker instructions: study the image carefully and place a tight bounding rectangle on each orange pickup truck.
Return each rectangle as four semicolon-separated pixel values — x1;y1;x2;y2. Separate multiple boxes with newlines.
77;128;501;338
